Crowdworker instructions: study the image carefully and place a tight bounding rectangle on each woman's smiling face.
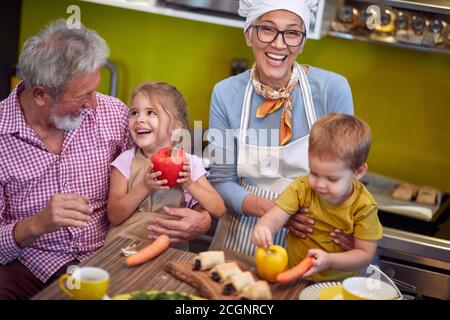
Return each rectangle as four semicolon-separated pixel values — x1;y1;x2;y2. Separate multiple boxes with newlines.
245;10;305;89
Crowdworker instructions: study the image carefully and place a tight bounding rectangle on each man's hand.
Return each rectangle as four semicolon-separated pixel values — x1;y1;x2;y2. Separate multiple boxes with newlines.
284;208;355;251
284;208;314;239
330;229;355;251
147;206;212;243
14;193;93;249
35;194;93;234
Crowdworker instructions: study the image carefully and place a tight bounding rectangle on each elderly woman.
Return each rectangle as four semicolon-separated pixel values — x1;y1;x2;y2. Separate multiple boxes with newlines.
208;0;355;264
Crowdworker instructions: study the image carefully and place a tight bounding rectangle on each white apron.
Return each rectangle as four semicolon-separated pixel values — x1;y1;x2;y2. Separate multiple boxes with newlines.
210;63;318;265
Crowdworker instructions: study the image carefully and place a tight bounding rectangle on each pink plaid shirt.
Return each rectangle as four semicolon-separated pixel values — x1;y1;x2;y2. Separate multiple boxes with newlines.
0;82;131;282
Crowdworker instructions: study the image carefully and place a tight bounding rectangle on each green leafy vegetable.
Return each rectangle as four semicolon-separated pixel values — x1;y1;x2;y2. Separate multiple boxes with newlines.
129;291;194;300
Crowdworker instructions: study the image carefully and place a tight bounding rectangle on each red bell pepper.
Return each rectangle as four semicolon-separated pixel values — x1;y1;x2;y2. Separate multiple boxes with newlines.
150;146;185;188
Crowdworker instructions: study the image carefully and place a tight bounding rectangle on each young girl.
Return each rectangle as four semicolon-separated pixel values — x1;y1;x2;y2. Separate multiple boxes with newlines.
106;82;225;244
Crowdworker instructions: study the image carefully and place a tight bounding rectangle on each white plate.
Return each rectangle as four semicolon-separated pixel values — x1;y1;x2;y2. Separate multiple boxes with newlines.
298;282;342;300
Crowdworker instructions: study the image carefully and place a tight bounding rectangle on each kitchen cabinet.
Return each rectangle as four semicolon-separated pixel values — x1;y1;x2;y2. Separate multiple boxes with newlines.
80;0;332;40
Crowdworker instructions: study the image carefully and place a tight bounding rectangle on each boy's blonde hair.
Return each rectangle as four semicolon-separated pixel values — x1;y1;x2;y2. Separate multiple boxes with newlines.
131;82;190;133
309;113;372;171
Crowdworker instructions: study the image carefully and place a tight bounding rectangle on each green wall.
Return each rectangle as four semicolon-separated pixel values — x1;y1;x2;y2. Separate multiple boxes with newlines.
19;0;450;192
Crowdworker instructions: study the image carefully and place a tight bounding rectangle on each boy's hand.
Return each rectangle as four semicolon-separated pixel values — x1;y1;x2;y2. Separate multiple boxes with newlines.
252;226;273;248
143;164;169;190
177;159;193;189
303;249;331;277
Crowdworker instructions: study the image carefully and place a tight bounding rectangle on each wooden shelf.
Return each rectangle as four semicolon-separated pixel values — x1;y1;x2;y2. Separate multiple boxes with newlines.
328;31;450;55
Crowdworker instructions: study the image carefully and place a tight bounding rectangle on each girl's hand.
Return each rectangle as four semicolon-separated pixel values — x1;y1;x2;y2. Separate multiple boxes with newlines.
143;164;169;191
252;226;273;248
177;159;193;188
303;249;331;277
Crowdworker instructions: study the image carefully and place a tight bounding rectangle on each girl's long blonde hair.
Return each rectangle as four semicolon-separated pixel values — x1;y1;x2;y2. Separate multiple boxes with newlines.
131;82;190;147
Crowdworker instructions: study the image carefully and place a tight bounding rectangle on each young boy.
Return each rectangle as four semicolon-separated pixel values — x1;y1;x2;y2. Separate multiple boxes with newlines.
252;113;383;282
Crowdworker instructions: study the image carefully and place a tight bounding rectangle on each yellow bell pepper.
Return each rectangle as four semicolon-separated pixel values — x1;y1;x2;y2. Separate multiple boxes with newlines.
255;245;288;283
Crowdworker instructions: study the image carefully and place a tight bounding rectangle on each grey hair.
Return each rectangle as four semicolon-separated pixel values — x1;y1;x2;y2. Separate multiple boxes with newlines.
18;19;109;98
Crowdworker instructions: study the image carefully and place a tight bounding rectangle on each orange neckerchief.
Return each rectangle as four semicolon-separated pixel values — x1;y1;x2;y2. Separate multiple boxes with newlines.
251;65;299;145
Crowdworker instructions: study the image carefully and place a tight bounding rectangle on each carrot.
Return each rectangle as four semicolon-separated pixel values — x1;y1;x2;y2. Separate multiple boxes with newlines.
125;235;171;267
276;256;314;285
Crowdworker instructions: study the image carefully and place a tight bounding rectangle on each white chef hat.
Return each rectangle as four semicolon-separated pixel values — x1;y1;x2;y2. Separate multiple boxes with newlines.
238;0;318;33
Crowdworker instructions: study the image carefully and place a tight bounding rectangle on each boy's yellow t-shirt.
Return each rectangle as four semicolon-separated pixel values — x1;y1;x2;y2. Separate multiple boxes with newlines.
275;176;383;282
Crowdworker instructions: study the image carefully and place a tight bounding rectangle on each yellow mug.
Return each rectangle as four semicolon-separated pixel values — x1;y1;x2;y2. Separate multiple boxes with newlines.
342;277;399;300
59;266;110;300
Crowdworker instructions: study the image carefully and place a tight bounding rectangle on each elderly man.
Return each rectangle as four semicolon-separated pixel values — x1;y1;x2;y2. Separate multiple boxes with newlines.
0;19;211;300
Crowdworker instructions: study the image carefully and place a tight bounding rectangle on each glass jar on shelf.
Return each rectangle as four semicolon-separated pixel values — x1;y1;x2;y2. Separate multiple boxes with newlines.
404;14;428;44
411;15;427;35
331;5;360;32
375;8;396;34
394;11;410;31
370;7;396;42
422;18;447;47
394;11;412;43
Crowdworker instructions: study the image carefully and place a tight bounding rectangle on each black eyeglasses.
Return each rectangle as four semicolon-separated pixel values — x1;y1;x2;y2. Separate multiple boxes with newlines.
251;25;307;47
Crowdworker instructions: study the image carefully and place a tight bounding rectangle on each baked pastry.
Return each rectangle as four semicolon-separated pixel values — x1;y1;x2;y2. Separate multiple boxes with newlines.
416;186;439;205
209;262;242;282
192;251;225;271
391;183;418;201
239;281;272;300
223;271;255;295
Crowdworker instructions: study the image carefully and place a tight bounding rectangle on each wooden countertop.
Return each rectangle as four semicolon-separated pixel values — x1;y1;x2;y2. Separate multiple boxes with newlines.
33;236;309;300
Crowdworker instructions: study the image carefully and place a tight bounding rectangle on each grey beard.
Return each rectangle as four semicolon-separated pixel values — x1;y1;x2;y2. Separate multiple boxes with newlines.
50;112;83;131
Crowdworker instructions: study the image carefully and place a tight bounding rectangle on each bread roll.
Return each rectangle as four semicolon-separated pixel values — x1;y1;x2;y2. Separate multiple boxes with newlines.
192;251;225;271
416;186;439;205
240;281;272;300
209;262;241;282
223;271;255;295
391;183;418;201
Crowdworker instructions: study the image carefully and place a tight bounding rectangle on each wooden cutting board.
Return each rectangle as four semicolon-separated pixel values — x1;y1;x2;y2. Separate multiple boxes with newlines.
165;260;309;300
